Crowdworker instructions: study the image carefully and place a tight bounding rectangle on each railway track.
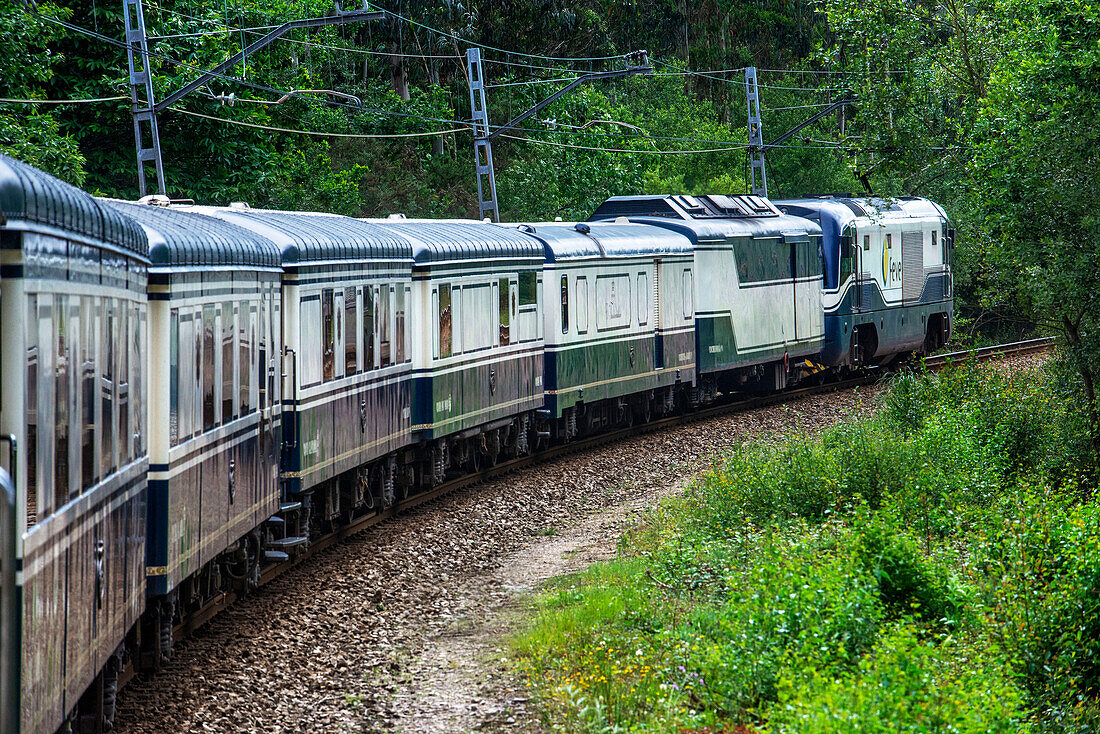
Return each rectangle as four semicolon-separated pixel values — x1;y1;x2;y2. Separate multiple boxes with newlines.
166;335;1055;644
126;334;1054;699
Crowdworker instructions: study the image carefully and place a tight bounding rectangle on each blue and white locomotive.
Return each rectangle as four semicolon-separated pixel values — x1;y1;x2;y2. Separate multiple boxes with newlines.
774;196;954;366
0;155;953;733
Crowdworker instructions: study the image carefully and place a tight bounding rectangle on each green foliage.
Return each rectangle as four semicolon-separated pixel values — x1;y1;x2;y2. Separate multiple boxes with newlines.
0;1;85;183
511;360;1099;732
772;626;1028;734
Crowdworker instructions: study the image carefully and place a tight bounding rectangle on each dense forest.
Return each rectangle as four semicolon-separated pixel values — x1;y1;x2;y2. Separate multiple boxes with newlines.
2;0;1099;438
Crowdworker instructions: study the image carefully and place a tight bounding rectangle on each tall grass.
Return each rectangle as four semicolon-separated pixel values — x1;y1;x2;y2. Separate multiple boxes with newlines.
511;359;1099;733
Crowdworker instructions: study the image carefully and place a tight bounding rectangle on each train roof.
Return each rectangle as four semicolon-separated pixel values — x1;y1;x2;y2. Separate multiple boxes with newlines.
776;196;948;226
591;193;782;221
364;218;544;265
589;194;821;242
505;221;694;262
0;155;147;259
101;200;281;268
198;207;413;265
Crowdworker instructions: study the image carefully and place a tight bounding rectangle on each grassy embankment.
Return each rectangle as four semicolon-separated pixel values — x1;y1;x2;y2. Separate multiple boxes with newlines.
511;359;1100;733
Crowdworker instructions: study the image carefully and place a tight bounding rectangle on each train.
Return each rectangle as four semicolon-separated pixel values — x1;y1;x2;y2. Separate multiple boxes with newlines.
0;155;953;733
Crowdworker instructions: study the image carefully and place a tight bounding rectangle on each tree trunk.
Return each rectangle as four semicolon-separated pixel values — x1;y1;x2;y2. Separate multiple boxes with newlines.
1063;315;1100;458
430;58;444;157
390;42;410;101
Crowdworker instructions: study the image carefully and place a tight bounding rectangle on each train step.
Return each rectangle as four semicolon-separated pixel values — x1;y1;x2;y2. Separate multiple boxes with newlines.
264;550;290;563
265;535;308;550
266;515;285;525
280;501;302;513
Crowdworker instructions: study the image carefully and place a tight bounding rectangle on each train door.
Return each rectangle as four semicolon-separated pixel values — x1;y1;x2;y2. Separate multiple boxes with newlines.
650;261;663;371
841;227;862;311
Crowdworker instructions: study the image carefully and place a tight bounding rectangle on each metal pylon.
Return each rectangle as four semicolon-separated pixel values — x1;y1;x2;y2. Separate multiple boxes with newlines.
465;48;499;222
123;0;166;197
744;66;767;198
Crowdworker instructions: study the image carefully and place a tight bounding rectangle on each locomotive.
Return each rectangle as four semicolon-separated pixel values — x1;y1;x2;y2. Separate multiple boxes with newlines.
0;155;953;732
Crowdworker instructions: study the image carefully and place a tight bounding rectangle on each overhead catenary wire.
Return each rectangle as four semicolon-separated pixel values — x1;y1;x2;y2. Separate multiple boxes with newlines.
372;4;623;64
35;14;473;128
498;133;746;154
171;108;466;137
0;95;129;104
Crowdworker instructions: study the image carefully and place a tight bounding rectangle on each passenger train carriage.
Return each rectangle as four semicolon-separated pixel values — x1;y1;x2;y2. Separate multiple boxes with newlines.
100;200;284;663
0;154;954;733
0;155;149;733
198;208;416;523
775;196;954;366
590;194;825;395
518;221;695;438
391;220;545;477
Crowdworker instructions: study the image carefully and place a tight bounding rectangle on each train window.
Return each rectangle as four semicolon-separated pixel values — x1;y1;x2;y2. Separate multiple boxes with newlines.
379;285;392;367
36;297;55;518
55;294;70;506
322;288;335;382
404;287;412;362
300;296;321;387
345;287;357;376
192;307;202;435
26;294;38;526
120;304;132;463
103;299;116;470
438;283;452;358
576;277;589;334
886;233;893;250
499;278;511;345
135;304;145;456
170;308;179;444
682;269;693;318
839;246;853;286
363;286;375;370
222;302;235;422
519;271;537;306
932;230;938;248
395;286;406;363
240;301;251;415
638;273;649;326
178;309;195;443
202;305;216;430
334;291;345;380
560;275;569;333
81;297;96;490
863;234;870;251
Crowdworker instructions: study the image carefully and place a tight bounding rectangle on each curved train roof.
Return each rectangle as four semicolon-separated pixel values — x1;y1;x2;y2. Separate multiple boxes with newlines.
776;196;948;226
102;200;281;268
589;194;822;242
366;219;543;265
507;221;694;262
0;155;147;258
186;208;409;265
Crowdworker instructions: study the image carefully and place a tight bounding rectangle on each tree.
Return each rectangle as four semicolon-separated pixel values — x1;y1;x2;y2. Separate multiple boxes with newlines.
969;0;1100;452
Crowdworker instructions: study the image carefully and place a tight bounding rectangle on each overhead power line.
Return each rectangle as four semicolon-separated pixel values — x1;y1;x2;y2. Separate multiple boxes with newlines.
498;133;747;155
372;5;624;65
0;95;129;104
172;108;466;138
36;13;471;128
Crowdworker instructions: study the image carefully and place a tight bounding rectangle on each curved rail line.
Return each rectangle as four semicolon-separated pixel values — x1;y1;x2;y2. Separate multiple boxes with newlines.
131;336;1053;689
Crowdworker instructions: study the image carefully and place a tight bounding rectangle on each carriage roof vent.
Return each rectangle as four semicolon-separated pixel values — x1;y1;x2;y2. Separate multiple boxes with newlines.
229;201;250;209
574;222;591;234
387;212;407;219
614;216;630;224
